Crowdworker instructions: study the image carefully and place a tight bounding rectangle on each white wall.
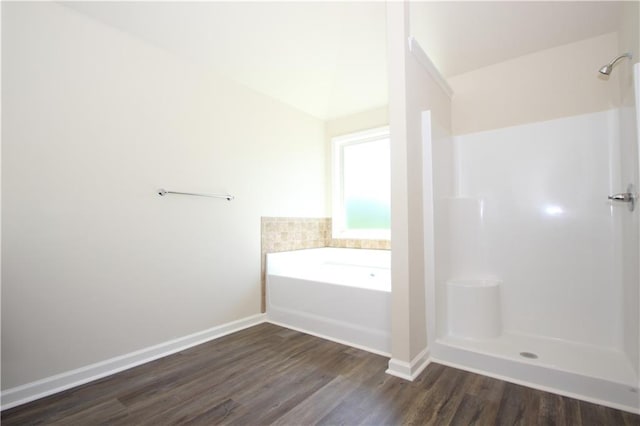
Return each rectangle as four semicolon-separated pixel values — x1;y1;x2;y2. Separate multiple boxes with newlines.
448;33;620;136
1;2;326;389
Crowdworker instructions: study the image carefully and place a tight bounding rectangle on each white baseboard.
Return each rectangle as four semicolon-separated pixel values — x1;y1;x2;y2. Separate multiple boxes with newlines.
386;347;430;381
1;313;267;411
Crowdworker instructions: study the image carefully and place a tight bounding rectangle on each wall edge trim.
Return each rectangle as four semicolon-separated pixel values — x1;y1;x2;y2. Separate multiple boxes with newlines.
1;313;268;411
408;36;453;98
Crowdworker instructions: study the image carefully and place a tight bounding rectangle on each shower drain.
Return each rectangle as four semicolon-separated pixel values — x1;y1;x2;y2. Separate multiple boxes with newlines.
519;351;538;359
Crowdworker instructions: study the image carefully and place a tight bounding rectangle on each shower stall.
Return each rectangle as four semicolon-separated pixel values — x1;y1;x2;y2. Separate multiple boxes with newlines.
426;62;640;412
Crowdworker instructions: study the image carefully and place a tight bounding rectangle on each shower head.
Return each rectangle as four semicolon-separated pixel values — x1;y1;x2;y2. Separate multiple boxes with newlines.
599;53;633;75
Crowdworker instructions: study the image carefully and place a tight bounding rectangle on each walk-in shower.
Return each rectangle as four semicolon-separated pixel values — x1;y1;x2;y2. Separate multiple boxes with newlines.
426;61;640;413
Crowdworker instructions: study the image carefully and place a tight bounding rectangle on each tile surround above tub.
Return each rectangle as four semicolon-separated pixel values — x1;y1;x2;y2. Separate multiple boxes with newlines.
261;217;330;253
260;217;390;311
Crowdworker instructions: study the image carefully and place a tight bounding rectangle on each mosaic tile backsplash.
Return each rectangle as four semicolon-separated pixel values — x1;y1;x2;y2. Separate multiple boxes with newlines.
260;217;390;311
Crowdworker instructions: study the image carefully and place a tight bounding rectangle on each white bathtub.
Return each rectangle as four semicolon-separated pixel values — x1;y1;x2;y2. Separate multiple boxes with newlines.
266;248;391;355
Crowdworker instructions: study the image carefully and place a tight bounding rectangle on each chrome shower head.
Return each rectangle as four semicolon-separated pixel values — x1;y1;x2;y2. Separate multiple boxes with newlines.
599;64;613;75
599;53;633;75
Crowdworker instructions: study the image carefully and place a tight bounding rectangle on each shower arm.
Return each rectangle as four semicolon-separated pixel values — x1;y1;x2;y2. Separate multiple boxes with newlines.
607;53;633;68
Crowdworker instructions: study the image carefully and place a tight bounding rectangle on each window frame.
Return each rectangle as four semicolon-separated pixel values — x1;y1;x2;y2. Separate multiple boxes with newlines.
331;126;391;241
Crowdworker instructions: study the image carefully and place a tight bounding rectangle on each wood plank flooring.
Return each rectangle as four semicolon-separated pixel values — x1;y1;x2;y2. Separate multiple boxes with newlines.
2;323;639;425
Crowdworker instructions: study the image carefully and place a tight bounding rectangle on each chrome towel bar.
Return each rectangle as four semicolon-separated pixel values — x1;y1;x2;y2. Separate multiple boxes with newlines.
157;188;234;201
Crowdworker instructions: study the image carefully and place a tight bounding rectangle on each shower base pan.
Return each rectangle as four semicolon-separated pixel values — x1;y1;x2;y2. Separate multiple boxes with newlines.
432;333;639;414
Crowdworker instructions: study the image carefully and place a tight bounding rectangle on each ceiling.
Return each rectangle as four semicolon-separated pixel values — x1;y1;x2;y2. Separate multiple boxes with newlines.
62;1;623;121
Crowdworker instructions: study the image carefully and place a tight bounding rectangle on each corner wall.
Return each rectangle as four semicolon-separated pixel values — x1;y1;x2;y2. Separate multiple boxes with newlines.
386;2;452;379
1;2;326;390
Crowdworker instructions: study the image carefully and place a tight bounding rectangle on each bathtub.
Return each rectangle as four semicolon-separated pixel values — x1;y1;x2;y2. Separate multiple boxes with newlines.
266;248;391;355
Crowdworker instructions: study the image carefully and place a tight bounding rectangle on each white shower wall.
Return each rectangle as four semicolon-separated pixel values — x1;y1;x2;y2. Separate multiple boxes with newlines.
452;109;623;349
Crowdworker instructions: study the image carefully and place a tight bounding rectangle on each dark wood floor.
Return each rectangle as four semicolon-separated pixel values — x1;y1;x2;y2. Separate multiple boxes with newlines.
2;323;638;425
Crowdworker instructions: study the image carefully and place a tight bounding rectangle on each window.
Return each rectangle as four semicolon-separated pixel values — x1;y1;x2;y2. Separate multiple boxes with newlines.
332;126;390;240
